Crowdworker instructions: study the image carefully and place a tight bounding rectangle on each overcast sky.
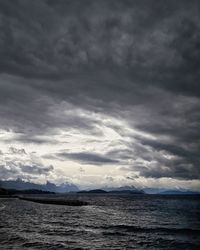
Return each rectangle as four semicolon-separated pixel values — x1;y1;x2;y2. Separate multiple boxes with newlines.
0;0;200;190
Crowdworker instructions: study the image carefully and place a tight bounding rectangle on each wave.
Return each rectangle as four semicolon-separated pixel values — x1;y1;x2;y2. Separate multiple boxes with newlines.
101;225;200;235
0;204;6;210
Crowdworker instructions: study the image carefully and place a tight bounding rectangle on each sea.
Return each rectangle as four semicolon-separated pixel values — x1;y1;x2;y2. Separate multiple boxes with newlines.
0;194;200;250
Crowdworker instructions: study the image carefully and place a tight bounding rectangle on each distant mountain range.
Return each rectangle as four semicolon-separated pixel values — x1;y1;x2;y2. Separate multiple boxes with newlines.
159;190;200;195
143;188;200;195
0;180;199;195
0;179;79;193
143;188;168;194
79;186;145;194
78;189;108;194
105;185;144;192
90;186;199;195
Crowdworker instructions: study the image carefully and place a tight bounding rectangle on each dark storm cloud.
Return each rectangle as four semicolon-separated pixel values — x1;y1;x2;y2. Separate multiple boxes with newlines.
0;0;200;181
0;75;103;136
0;147;54;179
132;159;200;180
56;152;119;165
20;164;53;175
131;137;200;180
0;0;200;93
0;162;54;179
138;137;199;161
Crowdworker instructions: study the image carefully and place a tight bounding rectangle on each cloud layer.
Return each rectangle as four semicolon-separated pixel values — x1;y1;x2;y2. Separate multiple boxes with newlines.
0;147;54;181
0;0;199;189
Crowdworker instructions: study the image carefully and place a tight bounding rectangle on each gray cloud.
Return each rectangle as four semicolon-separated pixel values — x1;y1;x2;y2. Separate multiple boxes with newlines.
20;164;53;175
8;146;26;155
0;163;54;180
0;0;199;93
0;0;200;182
0;147;54;180
56;152;119;165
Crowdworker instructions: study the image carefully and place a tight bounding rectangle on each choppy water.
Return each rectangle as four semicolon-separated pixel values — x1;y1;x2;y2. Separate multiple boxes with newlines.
0;194;200;249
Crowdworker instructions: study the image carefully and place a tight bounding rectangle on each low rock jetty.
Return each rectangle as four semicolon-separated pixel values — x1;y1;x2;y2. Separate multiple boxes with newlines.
19;197;88;206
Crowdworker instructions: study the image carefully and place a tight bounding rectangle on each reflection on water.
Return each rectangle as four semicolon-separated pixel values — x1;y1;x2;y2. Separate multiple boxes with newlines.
0;194;200;249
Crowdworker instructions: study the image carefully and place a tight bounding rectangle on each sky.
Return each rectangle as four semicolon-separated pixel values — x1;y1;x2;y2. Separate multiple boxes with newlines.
0;0;200;190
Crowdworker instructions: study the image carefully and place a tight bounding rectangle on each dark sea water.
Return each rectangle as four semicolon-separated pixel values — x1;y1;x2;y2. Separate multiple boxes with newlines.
0;194;200;250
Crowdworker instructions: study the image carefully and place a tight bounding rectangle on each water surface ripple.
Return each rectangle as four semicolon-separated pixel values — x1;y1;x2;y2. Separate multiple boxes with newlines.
0;194;200;249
